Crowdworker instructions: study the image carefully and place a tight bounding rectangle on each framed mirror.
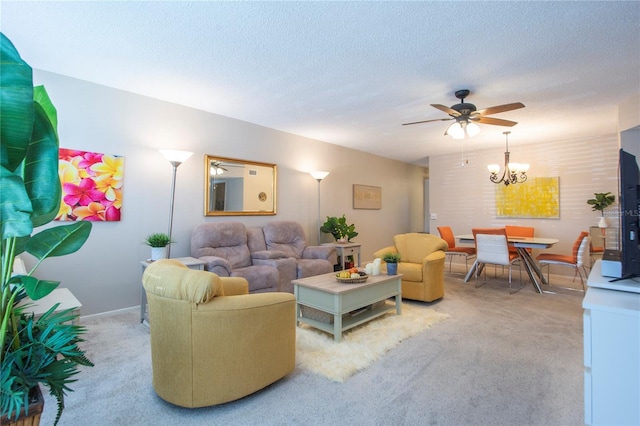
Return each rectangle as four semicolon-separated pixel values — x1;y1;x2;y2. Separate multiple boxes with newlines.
204;155;277;216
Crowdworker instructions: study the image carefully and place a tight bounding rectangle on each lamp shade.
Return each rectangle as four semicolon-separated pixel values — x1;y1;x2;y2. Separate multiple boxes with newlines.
160;149;193;164
466;122;480;137
446;122;465;139
310;171;330;181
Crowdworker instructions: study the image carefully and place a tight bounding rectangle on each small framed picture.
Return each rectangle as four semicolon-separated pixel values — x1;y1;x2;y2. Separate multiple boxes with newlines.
353;184;381;210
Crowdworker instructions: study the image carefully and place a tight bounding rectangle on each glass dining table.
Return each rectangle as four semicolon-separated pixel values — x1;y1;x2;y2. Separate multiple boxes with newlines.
456;234;560;293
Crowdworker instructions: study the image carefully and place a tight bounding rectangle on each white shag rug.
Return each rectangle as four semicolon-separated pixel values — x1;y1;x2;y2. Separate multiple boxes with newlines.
295;303;449;382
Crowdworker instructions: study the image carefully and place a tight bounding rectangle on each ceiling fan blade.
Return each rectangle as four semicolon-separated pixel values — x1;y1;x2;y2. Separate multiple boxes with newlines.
430;104;461;116
402;117;453;126
474;102;525;116
473;116;518;127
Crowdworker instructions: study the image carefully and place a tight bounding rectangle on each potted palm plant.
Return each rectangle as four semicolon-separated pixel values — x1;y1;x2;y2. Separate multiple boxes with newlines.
1;33;93;426
587;192;615;228
143;232;173;260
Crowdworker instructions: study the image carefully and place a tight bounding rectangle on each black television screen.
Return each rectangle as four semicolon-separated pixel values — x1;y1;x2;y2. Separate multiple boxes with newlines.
619;148;640;279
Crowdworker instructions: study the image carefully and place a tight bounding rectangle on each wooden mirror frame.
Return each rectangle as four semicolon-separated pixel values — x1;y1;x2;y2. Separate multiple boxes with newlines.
204;155;277;216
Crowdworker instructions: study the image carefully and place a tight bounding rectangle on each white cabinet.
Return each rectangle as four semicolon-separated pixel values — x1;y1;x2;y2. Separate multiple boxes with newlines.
584;262;640;425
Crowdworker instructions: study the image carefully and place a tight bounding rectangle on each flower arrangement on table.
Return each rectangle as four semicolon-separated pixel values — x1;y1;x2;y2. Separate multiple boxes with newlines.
56;148;124;221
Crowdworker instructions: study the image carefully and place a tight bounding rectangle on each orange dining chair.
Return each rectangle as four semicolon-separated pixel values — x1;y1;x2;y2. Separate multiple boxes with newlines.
437;226;476;273
536;231;590;291
471;228;522;283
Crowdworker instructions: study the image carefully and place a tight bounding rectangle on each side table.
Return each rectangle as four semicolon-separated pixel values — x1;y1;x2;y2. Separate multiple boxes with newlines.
140;256;206;324
322;242;361;270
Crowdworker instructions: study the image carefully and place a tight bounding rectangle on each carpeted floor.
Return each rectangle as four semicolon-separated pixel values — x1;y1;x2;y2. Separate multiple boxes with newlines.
40;268;585;425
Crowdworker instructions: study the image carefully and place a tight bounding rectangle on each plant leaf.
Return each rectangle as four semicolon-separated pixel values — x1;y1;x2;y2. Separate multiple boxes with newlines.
24;101;61;227
26;221;92;261
0;167;33;240
0;33;34;173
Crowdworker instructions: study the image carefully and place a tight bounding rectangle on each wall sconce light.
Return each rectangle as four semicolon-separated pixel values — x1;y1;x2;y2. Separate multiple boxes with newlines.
309;171;330;244
487;132;529;186
160;149;193;258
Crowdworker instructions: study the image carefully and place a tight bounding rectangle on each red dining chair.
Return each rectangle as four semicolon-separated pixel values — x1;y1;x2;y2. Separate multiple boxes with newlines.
437;226;476;273
536;231;590;291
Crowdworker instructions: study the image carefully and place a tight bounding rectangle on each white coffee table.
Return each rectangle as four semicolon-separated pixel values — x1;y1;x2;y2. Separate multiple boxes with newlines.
293;271;402;342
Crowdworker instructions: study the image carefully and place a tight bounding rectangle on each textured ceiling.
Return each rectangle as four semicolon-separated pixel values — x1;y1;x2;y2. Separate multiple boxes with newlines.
2;1;639;166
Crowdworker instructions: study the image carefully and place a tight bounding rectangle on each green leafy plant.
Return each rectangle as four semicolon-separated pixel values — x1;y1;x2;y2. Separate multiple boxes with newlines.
587;192;615;216
1;33;93;425
382;253;401;263
143;233;173;248
320;215;358;242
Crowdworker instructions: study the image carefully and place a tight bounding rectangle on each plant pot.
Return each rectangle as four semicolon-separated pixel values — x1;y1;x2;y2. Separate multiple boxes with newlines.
386;262;398;275
336;237;348;244
150;246;167;261
1;386;44;426
598;216;608;228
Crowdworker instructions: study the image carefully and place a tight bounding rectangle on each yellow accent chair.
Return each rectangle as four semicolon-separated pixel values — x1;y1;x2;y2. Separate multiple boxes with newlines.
373;233;448;302
142;259;296;408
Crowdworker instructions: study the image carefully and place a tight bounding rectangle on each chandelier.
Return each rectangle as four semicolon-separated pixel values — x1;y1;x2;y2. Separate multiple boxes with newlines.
487;131;529;186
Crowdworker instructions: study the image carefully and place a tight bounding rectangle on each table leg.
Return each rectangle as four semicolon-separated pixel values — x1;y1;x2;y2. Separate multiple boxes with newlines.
464;260;479;282
333;313;343;342
516;247;544;293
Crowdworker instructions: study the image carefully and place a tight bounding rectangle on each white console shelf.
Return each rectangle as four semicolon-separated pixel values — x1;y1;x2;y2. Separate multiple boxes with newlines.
583;260;640;426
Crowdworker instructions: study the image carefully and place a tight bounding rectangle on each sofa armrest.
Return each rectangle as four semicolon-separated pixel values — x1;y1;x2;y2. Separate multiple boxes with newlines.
220;277;249;296
251;249;288;260
302;245;337;264
199;255;232;277
373;246;397;259
423;250;446;265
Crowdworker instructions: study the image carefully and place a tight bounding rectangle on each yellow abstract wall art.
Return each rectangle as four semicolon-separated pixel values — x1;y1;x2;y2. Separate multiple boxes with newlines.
496;177;560;218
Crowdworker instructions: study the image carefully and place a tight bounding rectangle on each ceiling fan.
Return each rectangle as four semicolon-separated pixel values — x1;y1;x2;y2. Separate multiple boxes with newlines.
402;89;525;139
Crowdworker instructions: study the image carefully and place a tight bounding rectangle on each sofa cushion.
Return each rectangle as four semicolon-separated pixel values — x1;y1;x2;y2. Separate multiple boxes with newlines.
232;265;279;293
263;221;307;259
191;222;252;269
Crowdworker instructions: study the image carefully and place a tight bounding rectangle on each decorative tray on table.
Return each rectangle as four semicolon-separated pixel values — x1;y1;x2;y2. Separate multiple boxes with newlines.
335;271;368;284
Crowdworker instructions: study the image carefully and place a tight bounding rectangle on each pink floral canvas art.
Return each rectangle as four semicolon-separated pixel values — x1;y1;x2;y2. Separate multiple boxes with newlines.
56;148;124;221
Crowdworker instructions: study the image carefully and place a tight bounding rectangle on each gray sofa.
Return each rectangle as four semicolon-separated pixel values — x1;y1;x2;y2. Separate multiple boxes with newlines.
191;221;337;293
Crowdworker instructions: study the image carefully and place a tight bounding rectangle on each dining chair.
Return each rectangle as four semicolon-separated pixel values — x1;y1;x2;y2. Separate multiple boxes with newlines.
536;231;590;291
474;232;524;294
437;226;476;273
471;228;522;287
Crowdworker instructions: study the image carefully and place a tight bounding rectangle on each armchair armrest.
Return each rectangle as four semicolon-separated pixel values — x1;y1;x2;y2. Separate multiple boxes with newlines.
373;246;397;259
251;249;288;260
220;277;249;296
302;246;337;264
198;255;232;277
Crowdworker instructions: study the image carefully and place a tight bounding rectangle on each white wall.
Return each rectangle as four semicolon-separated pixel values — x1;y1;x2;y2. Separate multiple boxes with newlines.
29;70;427;315
429;135;620;268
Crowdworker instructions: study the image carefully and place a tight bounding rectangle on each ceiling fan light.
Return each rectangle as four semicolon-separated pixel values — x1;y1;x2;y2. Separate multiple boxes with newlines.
447;122;465;139
466;122;480;137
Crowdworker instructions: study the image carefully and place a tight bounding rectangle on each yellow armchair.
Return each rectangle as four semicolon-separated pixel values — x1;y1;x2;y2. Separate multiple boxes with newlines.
374;233;448;302
142;259;296;408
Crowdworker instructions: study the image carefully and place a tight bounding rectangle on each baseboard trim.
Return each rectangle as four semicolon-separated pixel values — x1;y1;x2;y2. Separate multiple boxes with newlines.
80;305;138;321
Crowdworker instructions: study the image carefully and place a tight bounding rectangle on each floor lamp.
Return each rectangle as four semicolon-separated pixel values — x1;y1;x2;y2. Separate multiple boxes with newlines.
309;171;330;244
160;149;193;258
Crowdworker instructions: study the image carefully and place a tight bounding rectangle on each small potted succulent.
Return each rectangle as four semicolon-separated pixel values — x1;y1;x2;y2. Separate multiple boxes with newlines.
587;192;615;228
382;253;401;275
320;215;358;243
144;233;173;260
